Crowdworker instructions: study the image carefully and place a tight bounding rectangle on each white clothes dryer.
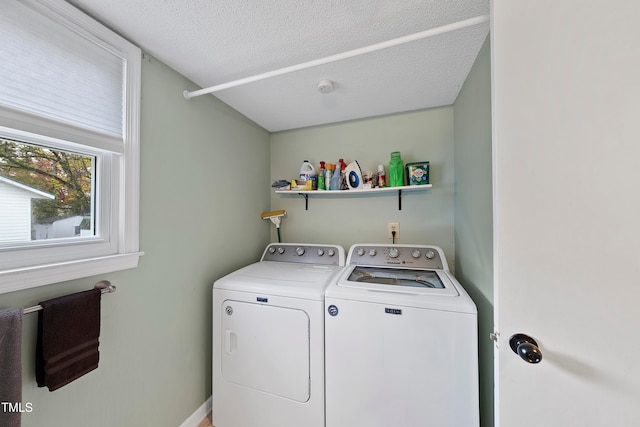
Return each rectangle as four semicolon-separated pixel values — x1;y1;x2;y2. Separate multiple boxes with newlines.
213;243;345;427
325;244;479;427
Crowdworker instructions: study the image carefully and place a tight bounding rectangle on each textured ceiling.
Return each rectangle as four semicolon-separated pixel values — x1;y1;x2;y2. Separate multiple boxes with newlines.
68;0;490;132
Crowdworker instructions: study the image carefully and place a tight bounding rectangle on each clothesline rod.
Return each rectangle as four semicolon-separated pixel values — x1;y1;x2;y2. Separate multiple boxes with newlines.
22;281;116;315
183;14;490;100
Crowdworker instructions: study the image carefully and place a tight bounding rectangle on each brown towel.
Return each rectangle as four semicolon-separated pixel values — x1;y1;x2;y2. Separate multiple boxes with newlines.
36;288;101;391
0;308;22;427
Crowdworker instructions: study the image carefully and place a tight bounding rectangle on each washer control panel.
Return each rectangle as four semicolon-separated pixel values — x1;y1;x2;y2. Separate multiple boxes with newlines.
347;244;445;270
262;243;345;266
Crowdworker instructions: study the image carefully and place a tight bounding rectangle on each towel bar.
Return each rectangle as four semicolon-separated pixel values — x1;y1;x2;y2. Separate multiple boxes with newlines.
22;281;116;315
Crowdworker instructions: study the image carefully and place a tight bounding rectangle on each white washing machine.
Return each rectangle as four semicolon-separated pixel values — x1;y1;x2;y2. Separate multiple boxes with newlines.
212;243;345;427
325;244;479;427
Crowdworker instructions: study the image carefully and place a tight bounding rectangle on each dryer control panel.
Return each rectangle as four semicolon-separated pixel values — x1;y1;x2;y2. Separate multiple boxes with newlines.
347;244;446;271
262;243;345;266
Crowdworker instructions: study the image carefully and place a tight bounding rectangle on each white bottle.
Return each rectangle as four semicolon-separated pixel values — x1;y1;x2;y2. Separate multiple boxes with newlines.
299;160;317;189
377;164;386;187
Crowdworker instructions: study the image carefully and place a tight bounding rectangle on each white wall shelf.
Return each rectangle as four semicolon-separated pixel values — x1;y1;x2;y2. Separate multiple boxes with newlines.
275;184;432;210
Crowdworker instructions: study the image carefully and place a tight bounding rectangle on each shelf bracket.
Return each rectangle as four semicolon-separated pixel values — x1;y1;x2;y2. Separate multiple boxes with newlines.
398;189;402;210
297;193;309;210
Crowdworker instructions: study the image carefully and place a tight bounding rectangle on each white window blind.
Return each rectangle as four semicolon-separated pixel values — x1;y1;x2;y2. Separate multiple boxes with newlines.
0;0;125;153
0;0;142;294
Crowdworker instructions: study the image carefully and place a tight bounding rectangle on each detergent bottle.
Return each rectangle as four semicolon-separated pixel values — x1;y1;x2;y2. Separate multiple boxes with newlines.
388;151;404;187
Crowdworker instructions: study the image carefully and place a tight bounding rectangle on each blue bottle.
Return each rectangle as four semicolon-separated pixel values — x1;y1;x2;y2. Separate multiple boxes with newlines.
330;162;341;190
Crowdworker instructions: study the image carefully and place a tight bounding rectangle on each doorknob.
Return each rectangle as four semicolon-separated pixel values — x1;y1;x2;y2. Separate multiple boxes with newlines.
509;333;542;364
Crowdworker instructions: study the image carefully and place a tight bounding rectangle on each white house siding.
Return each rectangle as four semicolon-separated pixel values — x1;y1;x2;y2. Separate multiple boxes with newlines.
0;181;33;242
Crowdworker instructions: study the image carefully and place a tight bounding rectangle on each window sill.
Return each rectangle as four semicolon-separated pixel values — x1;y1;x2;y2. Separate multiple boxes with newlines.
0;252;144;295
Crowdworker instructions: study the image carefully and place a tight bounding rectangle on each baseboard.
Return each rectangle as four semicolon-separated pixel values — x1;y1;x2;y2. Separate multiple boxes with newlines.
179;396;212;427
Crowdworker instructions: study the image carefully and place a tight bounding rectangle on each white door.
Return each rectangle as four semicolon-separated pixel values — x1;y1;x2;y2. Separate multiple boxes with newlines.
220;300;310;402
492;1;640;426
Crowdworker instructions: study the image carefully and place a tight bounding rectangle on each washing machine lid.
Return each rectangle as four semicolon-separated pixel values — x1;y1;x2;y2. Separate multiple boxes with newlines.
348;266;445;289
214;261;343;300
339;265;458;297
328;265;480;314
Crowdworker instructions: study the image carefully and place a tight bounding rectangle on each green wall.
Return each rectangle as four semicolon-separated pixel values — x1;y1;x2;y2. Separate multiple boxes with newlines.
1;54;270;426
270;108;456;267
453;37;494;426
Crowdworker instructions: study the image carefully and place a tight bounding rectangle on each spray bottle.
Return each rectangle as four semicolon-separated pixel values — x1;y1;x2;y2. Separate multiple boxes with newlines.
377;164;386;188
318;161;326;190
330;161;341;190
325;163;334;190
338;158;348;190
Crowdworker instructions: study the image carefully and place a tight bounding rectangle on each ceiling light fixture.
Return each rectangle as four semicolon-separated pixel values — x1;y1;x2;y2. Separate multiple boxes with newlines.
317;79;334;93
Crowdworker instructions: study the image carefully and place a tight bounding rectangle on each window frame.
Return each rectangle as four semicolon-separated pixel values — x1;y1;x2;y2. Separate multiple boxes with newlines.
0;0;142;294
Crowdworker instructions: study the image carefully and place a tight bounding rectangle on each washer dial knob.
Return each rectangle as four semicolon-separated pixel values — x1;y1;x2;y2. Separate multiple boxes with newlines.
356;248;365;256
277;247;285;254
369;248;377;256
296;247;305;256
425;249;436;259
268;247;276;254
412;250;421;259
388;247;399;258
317;248;325;256
327;249;336;257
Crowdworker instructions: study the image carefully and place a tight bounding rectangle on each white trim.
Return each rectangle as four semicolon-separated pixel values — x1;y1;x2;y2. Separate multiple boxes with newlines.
0;252;143;294
179;397;212;427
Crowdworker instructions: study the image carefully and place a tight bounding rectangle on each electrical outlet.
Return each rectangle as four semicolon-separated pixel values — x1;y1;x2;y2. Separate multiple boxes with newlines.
387;222;400;239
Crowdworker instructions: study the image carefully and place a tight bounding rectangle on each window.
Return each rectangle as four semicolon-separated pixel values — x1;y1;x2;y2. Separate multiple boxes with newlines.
0;0;142;293
0;138;96;243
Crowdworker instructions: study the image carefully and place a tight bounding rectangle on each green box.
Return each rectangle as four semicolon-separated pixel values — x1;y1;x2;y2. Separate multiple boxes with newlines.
406;161;430;185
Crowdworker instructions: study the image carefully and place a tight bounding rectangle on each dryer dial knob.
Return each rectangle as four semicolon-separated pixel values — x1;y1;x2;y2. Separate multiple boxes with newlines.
369;249;377;256
356;248;365;256
412;250;421;259
317;248;325;256
296;247;305;256
327;249;336;257
277;247;285;254
389;248;399;258
425;250;436;259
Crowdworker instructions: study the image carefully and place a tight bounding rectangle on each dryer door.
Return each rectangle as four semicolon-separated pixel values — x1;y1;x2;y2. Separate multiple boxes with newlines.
220;300;310;402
